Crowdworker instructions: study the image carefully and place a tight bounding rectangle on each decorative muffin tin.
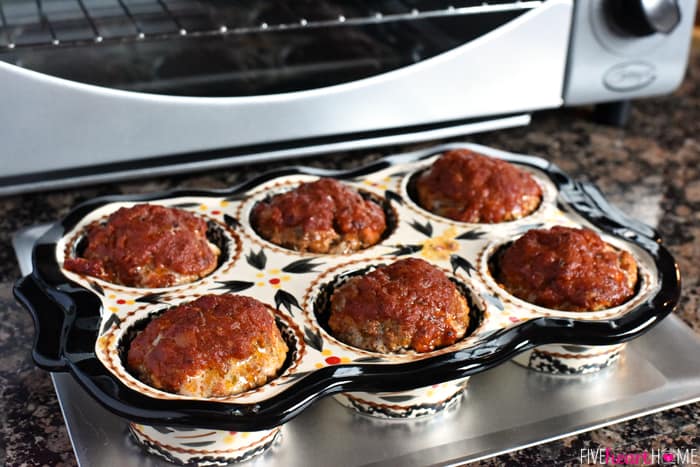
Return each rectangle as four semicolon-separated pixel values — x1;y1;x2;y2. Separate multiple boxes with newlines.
14;142;680;434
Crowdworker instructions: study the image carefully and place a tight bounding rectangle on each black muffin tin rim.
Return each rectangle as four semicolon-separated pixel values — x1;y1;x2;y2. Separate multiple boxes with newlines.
13;143;681;431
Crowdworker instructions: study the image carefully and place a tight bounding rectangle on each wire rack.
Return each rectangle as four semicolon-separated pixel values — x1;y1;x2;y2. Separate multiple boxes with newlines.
0;0;542;50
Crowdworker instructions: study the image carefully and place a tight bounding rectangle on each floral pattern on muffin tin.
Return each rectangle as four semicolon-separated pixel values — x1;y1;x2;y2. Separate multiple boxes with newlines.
16;142;678;431
128;423;281;466
511;343;626;375
334;377;470;419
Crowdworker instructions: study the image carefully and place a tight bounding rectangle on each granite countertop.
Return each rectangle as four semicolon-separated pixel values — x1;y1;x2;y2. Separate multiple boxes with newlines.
1;39;699;467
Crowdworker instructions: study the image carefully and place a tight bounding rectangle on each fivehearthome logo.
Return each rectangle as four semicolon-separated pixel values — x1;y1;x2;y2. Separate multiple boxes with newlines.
580;447;698;465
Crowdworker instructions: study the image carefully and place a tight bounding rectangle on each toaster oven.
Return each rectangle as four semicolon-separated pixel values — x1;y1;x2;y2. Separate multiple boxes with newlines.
0;0;695;194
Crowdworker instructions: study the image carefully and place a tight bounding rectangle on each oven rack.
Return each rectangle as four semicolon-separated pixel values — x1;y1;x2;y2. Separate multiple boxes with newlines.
0;0;542;50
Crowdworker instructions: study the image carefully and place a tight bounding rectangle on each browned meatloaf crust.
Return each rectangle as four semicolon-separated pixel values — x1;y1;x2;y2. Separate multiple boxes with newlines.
328;258;470;353
496;226;638;311
64;204;220;288
251;178;387;254
416;149;542;223
127;294;288;397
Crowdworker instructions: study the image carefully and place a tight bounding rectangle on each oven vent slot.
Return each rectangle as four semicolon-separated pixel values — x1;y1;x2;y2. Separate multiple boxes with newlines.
0;0;543;50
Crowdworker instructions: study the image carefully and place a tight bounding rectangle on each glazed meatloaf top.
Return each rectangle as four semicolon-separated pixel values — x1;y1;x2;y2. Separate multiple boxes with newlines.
328;258;470;353
496;226;638;311
416;149;542;223
127;294;288;397
64;204;219;288
251;178;387;254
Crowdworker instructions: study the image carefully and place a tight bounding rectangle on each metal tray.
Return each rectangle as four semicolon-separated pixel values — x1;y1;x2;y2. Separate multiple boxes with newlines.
14;223;700;466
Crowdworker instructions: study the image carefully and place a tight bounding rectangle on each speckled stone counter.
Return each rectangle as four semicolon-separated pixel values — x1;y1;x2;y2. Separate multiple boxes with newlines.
2;40;699;467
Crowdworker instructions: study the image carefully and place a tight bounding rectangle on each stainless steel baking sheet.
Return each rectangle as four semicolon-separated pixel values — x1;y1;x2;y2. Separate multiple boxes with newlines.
14;224;700;467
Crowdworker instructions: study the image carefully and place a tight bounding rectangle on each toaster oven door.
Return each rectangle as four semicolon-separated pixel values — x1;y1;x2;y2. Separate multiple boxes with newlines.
0;0;572;193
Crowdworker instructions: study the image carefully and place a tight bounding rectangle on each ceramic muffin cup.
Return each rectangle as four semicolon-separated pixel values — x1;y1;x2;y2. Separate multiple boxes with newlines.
402;164;548;227
511;343;626;375
309;260;484;419
245;181;400;256
112;295;304;464
479;234;651;375
129;423;281;466
63;206;242;293
334;377;470;419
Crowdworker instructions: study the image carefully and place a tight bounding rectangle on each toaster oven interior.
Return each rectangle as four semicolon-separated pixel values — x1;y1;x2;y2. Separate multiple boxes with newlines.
0;0;540;96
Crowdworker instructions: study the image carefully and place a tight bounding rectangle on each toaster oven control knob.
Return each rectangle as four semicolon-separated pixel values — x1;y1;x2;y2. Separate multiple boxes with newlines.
606;0;681;36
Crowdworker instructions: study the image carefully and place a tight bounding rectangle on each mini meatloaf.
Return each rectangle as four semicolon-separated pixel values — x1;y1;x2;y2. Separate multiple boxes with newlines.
416;149;542;223
328;258;470;353
251;178;387;254
496;226;638;311
64;204;220;288
127;294;288;397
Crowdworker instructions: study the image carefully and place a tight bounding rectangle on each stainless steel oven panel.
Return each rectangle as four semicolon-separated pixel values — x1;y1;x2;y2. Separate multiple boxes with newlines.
564;0;696;105
0;0;572;179
0;114;531;195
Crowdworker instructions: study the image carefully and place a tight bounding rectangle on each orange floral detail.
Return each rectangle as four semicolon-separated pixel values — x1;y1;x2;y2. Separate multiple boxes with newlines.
420;226;460;261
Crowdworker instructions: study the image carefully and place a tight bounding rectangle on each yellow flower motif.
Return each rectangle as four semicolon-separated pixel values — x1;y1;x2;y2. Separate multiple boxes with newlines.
362;177;391;191
254;270;292;288
420;226;460;261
